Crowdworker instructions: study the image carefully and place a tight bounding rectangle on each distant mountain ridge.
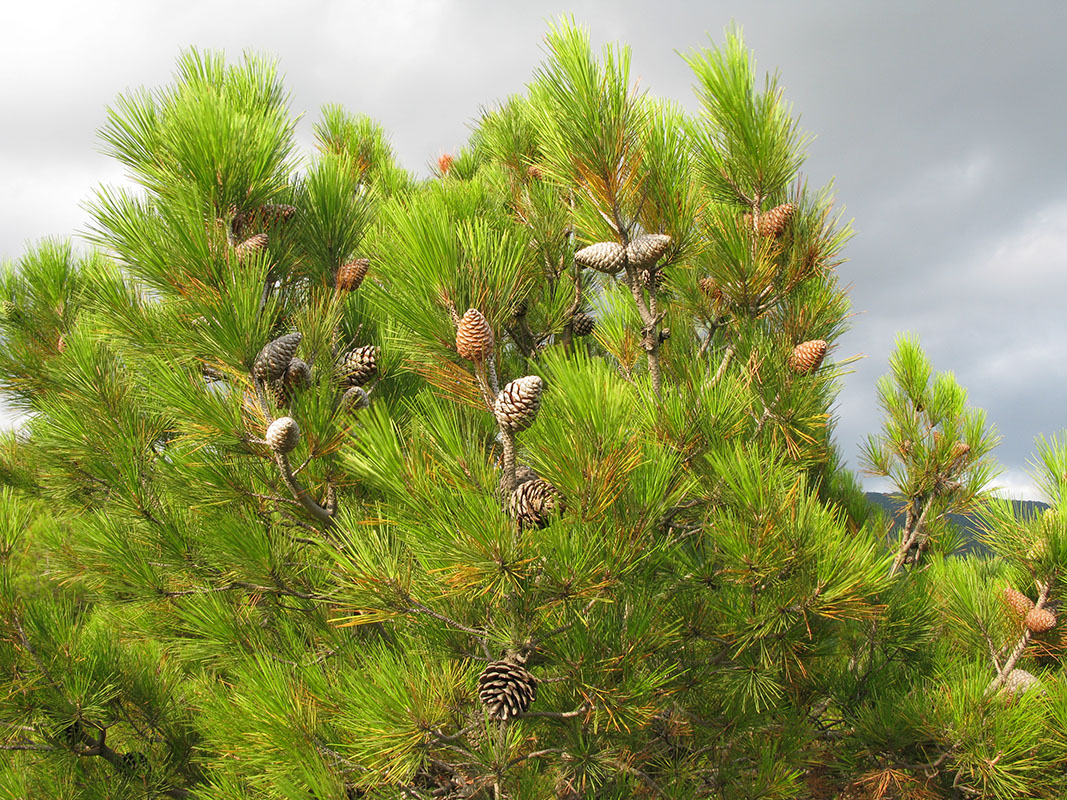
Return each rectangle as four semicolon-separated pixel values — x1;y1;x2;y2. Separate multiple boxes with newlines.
865;492;1048;555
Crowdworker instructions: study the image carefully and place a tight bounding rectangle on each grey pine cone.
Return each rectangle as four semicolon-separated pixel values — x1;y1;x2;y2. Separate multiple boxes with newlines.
626;233;671;268
265;416;300;454
478;659;537;721
494;376;544;433
509;477;562;529
254;332;302;382
285;357;312;388
340;345;379;387
575;241;626;274
341;386;370;411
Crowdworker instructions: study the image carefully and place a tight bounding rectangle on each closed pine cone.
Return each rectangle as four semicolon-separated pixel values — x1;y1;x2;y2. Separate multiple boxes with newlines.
478;659;537;721
494;376;543;433
340;346;379;387
572;311;595;337
268;379;291;409
1004;587;1034;618
575;241;626;274
1002;668;1043;698
788;339;827;374
1026;607;1057;633
285;357;311;388
235;233;269;258
341;385;370;411
637;265;665;290
744;202;796;238
254;332;302;382
509;478;562;529
256;203;296;226
456;309;494;362
699;276;723;302
337;258;370;291
626;233;671;268
265;417;300;454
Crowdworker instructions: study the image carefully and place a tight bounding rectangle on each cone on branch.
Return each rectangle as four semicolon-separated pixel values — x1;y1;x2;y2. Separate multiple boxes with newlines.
254;332;302;382
1026;607;1057;633
699;276;723;302
788;339;828;374
1002;668;1044;699
626;233;671;268
478;658;537;721
572;311;595;337
235;233;269;259
1004;587;1034;618
285;357;312;389
265;417;300;454
509;477;562;529
494;376;543;433
256;203;296;226
744;202;796;238
337;258;370;292
341;386;370;412
575;241;626;274
339;346;379;387
456;309;495;362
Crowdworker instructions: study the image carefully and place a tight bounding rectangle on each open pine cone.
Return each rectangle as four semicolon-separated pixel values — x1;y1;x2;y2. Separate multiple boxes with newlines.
254;332;302;382
478;659;537;721
509;477;562;529
339;346;379;387
495;376;543;433
575;241;626;274
456;309;494;362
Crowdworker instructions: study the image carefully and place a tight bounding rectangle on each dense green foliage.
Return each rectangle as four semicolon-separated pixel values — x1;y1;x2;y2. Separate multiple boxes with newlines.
1;21;1065;800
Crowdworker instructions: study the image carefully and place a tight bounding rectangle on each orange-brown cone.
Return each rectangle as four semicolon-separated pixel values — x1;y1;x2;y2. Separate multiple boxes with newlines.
788;339;828;374
1026;607;1057;633
337;258;370;291
1004;587;1034;618
456;309;494;362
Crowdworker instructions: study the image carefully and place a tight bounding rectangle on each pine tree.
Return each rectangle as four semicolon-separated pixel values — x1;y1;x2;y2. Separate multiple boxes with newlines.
2;20;1065;800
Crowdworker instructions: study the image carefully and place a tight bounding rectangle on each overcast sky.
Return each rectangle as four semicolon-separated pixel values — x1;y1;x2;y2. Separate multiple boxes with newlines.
2;0;1066;498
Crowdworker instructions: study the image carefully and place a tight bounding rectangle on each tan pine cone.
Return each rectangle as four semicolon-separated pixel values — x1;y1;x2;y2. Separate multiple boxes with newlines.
265;416;300;454
788;339;828;374
339;346;379;387
509;477;563;529
637;265;665;290
254;332;302;382
744;202;796;237
341;385;370;412
235;233;269;258
1026;607;1057;633
337;258;370;291
456;309;494;362
572;311;595;337
1002;668;1044;698
1004;587;1034;617
575;241;626;274
478;659;537;721
626;233;671;268
494;376;543;433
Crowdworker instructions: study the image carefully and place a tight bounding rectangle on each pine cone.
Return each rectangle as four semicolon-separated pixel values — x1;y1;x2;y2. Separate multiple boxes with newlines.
478;659;537;721
513;298;529;318
285;357;312;389
235;233;269;258
254;332;302;382
337;258;370;291
626;233;671;268
265;417;300;454
637;265;665;290
788;339;828;374
526;164;543;180
572;311;595;337
509;478;562;529
1026;607;1057;633
1002;668;1043;698
341;385;370;411
257;203;296;226
340;346;379;387
1004;587;1034;618
456;309;495;362
575;241;626;274
494;376;543;433
745;202;796;238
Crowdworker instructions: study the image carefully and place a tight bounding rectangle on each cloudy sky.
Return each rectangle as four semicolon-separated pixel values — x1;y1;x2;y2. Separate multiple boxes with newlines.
2;0;1066;498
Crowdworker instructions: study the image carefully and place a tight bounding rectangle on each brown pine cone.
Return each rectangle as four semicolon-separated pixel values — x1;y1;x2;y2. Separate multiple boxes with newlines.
235;233;269;258
285;357;311;388
256;203;296;226
339;346;379;387
788;339;828;374
744;202;796;238
1004;587;1034;618
509;478;562;529
1026;607;1057;633
494;376;543;433
265;416;300;454
478;659;537;721
526;164;543;180
572;311;595;337
337;258;370;291
626;233;671;268
254;332;302;382
456;309;494;362
575;241;626;274
699;276;723;301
